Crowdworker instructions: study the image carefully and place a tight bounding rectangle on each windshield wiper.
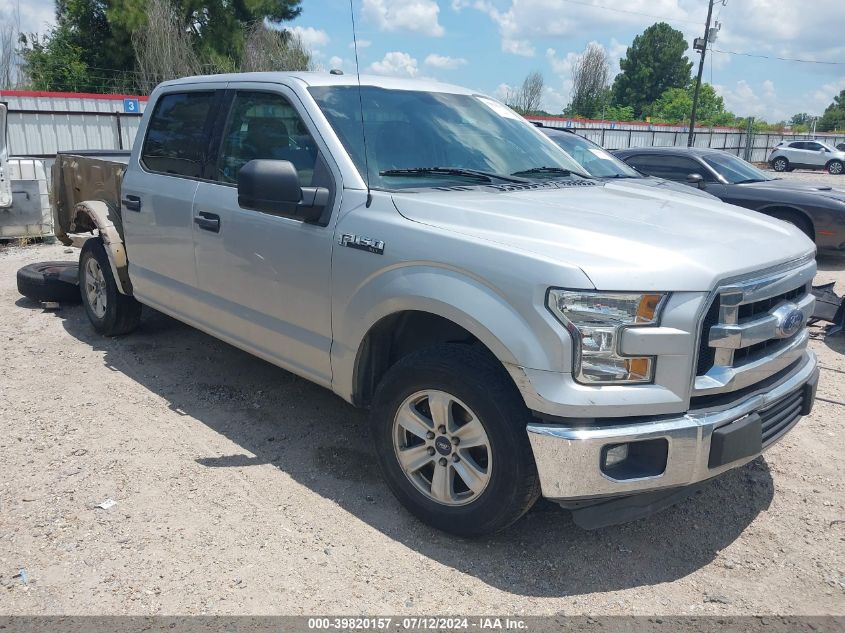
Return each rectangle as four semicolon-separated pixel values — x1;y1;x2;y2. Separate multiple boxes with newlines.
510;166;591;179
379;167;528;184
604;173;639;179
735;178;768;184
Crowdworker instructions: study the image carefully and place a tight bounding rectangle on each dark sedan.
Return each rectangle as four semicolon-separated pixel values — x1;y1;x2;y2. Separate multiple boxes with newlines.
614;146;845;252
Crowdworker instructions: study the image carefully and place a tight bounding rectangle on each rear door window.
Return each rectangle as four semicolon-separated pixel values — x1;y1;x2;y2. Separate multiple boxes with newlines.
624;154;710;181
141;92;215;178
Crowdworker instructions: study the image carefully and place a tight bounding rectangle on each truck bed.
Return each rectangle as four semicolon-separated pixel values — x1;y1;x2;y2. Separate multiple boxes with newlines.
52;151;129;245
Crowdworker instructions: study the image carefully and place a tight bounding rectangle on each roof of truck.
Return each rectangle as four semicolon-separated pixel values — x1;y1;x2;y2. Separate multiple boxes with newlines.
156;71;475;95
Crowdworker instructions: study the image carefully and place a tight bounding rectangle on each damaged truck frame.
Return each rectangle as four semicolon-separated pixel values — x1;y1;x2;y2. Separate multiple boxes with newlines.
52;72;819;535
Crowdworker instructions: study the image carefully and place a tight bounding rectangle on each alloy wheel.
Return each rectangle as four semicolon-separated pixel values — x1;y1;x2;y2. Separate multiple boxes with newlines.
392;389;492;506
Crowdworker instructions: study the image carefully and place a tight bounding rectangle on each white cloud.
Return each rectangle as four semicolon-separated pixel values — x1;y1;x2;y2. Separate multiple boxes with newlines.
368;51;420;77
713;78;845;123
362;0;444;37
349;39;372;49
0;0;54;35
453;0;845;71
329;56;345;70
287;26;330;49
424;54;467;69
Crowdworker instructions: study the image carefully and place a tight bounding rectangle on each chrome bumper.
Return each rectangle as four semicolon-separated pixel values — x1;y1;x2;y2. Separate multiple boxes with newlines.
526;350;818;501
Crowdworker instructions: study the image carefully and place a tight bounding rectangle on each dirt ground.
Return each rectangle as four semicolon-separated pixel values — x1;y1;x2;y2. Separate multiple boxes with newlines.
1;182;844;615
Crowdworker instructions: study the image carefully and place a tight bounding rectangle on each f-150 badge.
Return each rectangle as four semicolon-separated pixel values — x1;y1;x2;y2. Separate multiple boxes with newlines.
339;233;385;255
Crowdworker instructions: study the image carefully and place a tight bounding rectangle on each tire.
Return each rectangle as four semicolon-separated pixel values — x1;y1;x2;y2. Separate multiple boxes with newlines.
79;238;141;336
827;160;843;175
370;344;540;537
771;157;789;172
767;210;814;241
16;261;81;303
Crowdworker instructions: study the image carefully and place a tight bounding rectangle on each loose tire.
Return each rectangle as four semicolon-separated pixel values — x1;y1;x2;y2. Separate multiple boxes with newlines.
767;210;814;242
16;261;81;303
828;160;843;175
771;157;789;172
79;238;141;336
370;344;540;537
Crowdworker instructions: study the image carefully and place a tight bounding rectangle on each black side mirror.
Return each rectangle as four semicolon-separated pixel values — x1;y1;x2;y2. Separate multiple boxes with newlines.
686;173;706;189
237;159;329;223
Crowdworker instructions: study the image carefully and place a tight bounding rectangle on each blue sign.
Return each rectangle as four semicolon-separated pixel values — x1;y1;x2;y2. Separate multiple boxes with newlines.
123;98;139;114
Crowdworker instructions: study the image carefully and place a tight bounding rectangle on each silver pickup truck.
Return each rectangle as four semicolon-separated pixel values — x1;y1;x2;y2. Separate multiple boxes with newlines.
52;72;819;536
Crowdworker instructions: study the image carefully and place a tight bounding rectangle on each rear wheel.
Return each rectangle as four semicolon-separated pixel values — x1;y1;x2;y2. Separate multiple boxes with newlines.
79;238;141;336
370;344;540;537
771;157;789;172
828;160;843;175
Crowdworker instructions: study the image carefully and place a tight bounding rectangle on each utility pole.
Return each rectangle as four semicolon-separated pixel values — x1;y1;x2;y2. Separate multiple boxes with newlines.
687;0;717;147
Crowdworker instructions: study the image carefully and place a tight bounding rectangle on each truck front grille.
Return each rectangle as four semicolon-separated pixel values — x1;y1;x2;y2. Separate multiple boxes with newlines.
693;259;816;396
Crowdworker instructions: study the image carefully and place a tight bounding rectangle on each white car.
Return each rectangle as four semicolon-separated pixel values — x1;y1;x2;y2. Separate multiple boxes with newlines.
768;139;845;174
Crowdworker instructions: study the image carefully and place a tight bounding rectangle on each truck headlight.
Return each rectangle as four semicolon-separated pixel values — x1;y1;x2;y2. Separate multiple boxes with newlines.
546;290;666;384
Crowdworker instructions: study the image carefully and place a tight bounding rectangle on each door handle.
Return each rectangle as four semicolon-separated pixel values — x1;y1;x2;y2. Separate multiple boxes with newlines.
194;211;220;233
122;195;141;212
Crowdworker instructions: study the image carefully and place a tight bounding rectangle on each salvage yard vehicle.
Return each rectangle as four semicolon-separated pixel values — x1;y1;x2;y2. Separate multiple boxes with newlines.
614;146;845;253
535;124;716;199
768;139;845;174
53;72;819;536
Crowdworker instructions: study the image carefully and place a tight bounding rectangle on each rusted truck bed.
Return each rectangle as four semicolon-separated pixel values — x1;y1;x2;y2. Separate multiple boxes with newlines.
51;151;129;245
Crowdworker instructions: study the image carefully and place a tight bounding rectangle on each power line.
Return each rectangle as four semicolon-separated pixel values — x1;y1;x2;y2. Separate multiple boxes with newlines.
555;0;702;26
711;48;845;65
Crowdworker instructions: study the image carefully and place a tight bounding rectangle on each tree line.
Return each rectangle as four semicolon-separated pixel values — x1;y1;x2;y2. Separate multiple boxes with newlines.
2;7;843;133
506;22;844;133
4;0;311;94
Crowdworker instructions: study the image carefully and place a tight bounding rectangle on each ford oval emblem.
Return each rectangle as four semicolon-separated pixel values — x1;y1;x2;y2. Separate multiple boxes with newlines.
773;304;804;338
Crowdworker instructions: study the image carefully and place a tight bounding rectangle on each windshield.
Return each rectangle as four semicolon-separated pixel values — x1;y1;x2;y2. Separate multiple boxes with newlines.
701;152;772;184
543;130;640;178
309;86;587;189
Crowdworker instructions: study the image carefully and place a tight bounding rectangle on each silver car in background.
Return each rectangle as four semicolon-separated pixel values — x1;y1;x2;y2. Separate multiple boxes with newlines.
768;139;845;175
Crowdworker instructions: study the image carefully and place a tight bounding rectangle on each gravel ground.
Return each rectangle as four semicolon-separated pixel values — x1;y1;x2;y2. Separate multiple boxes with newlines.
0;238;843;616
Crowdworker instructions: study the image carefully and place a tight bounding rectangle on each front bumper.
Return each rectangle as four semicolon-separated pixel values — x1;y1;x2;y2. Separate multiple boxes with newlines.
526;350;818;501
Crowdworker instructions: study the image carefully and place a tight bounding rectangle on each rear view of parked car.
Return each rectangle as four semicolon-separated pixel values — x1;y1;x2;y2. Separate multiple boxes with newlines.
768;140;845;174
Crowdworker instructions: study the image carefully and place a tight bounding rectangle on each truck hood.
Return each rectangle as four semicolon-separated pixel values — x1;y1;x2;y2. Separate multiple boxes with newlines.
392;183;814;291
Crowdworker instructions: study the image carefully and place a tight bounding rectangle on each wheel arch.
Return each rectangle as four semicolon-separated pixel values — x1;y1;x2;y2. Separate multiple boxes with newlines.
336;268;566;408
69;200;132;295
824;158;843;172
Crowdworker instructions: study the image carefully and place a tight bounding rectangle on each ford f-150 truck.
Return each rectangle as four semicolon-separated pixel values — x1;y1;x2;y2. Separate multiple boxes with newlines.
52;72;819;536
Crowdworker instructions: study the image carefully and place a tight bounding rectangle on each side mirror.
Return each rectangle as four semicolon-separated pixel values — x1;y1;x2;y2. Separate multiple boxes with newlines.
686;173;706;189
237;159;329;223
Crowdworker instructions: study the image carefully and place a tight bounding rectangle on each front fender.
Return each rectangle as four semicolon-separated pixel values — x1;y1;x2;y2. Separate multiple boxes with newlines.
331;263;571;403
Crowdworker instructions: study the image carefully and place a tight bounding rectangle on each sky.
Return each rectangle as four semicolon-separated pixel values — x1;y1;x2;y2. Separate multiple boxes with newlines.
3;0;845;123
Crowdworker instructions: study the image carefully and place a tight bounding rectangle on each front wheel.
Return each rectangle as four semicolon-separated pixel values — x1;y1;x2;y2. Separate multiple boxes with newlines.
828;160;843;175
79;238;142;336
771;157;789;172
370;345;540;537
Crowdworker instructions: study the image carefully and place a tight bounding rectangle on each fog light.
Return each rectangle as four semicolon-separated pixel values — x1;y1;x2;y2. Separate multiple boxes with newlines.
603;443;629;468
600;438;669;480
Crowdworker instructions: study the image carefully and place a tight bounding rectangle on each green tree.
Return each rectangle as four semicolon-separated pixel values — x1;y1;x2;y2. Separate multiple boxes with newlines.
17;29;89;91
610;22;692;117
603;104;635;121
651;83;735;126
20;0;303;92
817;90;845;132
